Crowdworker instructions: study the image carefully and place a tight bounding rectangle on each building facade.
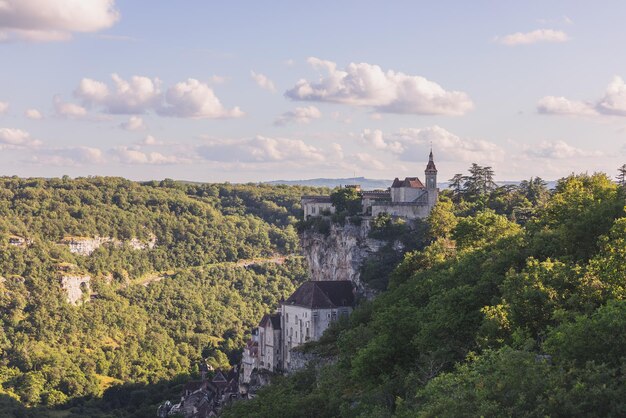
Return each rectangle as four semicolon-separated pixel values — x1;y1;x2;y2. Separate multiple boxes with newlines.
240;280;355;381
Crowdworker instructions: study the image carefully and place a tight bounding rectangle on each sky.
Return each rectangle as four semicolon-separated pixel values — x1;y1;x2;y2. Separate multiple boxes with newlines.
1;0;626;183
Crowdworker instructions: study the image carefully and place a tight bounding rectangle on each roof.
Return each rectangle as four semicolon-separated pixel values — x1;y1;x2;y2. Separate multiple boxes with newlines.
361;190;391;198
391;177;425;189
283;281;355;309
301;195;332;203
258;313;281;330
183;381;207;393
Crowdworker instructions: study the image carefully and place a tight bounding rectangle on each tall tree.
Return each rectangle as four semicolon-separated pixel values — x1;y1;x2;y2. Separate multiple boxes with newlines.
617;164;626;186
448;174;465;203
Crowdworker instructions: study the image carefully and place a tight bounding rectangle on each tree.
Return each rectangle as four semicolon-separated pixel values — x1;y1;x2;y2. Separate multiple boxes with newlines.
617;164;626;186
330;187;362;215
448;174;465;203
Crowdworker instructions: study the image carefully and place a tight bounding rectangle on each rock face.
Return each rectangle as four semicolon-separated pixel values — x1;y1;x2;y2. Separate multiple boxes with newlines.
60;275;91;305
62;234;157;256
299;220;385;295
63;237;112;256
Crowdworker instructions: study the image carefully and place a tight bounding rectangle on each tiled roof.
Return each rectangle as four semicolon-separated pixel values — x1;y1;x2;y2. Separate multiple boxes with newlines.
258;313;281;330
283;281;354;309
391;177;425;189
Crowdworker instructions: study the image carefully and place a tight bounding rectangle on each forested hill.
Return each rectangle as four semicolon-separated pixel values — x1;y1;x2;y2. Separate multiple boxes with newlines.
225;172;626;417
0;177;327;417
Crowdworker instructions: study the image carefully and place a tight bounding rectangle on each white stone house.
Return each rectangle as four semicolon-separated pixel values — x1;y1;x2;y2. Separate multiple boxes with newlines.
301;196;335;219
258;313;282;373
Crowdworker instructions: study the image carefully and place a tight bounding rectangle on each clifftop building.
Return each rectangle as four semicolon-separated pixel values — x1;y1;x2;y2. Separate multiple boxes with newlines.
302;151;439;220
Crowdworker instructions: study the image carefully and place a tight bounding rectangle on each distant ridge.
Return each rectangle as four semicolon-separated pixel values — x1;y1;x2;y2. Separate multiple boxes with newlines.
263;177;557;190
264;177;392;190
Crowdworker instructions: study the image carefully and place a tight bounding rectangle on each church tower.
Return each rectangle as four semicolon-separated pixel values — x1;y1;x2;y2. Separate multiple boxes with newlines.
425;149;438;209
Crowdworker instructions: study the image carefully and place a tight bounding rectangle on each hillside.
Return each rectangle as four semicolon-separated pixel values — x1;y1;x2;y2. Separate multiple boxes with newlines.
224;173;626;417
0;177;325;417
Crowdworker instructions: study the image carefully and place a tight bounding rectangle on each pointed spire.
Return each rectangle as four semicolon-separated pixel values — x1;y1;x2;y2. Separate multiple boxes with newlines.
425;147;437;172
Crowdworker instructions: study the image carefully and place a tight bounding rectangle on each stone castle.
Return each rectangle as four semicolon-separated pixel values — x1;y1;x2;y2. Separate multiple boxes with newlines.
302;150;439;220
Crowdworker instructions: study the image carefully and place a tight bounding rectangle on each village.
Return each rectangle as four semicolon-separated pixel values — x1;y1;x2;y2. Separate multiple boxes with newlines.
156;152;439;417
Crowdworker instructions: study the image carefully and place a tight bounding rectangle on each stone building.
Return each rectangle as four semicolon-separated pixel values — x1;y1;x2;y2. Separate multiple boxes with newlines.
302;151;439;221
240;280;355;380
258;313;282;372
281;280;355;371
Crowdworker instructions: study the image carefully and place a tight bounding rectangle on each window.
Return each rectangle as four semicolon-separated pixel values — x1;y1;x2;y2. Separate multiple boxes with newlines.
312;206;316;214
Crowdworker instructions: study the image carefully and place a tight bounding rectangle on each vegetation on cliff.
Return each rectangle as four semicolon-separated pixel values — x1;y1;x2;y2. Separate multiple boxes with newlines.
224;171;626;417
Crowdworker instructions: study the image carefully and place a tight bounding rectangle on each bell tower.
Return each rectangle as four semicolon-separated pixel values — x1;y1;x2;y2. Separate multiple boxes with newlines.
425;149;438;209
425;148;437;190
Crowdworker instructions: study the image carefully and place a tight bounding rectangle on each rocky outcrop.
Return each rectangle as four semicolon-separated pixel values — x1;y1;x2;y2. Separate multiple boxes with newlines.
61;234;157;256
299;220;384;295
60;275;91;305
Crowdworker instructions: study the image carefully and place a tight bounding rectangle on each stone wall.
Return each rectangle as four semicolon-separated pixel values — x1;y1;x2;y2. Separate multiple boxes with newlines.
371;202;432;220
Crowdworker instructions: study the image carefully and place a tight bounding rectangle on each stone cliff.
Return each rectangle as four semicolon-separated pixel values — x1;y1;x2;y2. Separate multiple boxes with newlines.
299;220;385;295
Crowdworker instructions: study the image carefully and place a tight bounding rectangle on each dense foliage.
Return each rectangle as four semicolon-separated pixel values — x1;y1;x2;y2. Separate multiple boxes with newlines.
0;177;317;416
225;171;626;417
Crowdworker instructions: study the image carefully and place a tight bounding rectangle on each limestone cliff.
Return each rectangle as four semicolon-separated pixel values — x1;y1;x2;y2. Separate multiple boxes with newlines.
299;220;384;295
60;275;91;305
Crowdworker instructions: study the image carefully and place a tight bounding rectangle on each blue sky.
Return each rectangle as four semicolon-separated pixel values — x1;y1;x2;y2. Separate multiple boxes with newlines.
1;0;626;182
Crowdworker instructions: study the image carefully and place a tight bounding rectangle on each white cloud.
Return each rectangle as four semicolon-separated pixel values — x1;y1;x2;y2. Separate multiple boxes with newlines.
31;146;104;166
25;109;43;120
285;57;473;115
495;29;569;46
139;135;159;145
120;115;145;131
75;74;161;114
538;76;626;118
159;78;244;119
198;136;325;163
111;146;188;165
54;95;88;119
360;126;505;163
251;71;276;92
353;152;385;170
596;76;626;116
72;74;243;119
0;0;119;42
331;143;344;160
209;75;228;84
537;96;597;116
0;127;41;148
0;101;8;114
523;140;602;159
274;106;322;126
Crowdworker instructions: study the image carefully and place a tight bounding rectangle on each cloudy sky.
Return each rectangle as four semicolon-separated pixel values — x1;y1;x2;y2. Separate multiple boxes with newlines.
1;0;626;183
